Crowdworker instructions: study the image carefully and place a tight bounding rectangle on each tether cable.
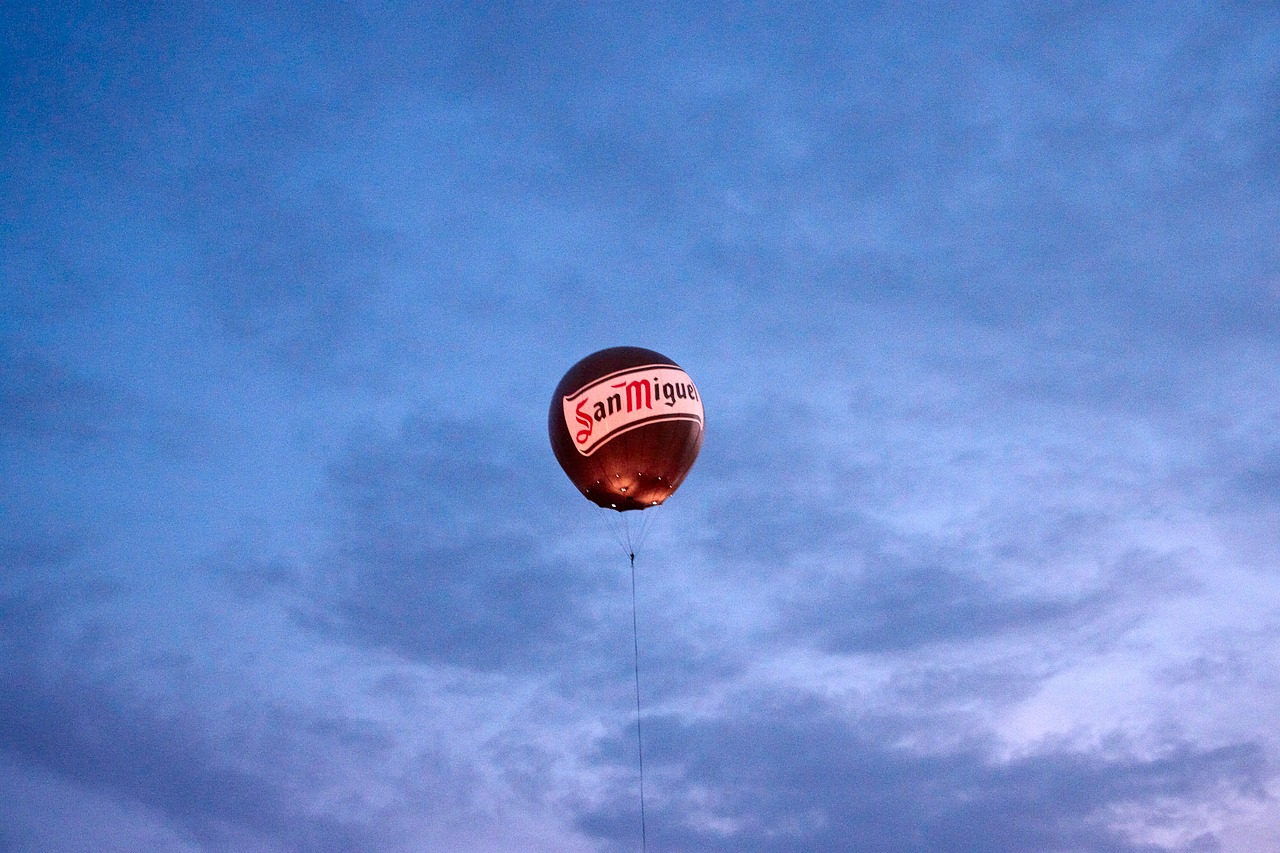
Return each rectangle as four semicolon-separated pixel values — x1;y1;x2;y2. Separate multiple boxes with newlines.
630;549;648;852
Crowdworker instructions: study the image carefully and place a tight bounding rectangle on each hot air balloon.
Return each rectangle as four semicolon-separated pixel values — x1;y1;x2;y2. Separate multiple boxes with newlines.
549;346;704;512
549;346;704;852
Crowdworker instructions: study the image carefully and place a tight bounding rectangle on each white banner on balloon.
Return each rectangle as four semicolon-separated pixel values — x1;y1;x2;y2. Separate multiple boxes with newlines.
561;364;703;456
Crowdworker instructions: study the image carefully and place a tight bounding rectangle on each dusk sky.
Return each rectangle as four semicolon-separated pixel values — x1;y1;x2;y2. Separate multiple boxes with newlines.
4;2;1280;851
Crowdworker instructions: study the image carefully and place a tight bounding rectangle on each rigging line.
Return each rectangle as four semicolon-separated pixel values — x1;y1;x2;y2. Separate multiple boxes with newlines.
598;508;629;556
634;505;659;554
630;549;648;853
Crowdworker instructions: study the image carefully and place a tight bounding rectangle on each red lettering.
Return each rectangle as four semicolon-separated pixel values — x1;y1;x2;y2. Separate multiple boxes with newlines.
612;379;651;412
575;399;593;444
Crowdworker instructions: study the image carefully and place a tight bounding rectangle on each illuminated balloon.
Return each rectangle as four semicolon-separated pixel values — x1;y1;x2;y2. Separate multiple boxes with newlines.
549;346;704;511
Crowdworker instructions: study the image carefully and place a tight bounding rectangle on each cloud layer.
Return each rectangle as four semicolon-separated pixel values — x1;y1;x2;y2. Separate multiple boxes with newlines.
3;1;1279;850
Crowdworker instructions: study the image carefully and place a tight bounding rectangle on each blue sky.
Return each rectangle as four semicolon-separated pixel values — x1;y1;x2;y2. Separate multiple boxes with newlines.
3;2;1280;850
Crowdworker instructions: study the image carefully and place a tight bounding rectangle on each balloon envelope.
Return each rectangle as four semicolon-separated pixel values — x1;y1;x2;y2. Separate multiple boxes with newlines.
549;346;704;511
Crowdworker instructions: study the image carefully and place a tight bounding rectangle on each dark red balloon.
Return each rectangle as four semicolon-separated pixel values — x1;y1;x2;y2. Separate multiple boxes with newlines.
549;347;704;511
